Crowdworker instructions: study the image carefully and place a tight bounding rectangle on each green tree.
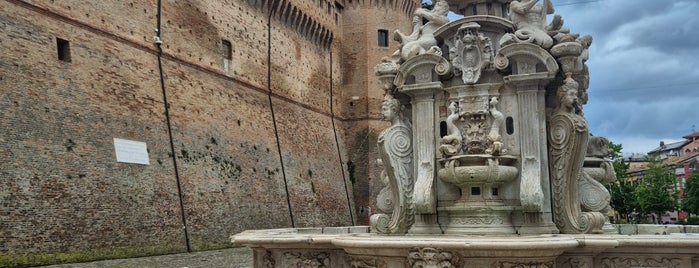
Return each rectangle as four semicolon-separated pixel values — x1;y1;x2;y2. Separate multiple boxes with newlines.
682;172;699;216
634;159;678;223
607;141;623;159
606;141;636;222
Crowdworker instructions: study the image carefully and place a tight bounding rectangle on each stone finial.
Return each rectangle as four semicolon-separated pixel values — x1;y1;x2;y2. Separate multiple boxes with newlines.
374;62;400;94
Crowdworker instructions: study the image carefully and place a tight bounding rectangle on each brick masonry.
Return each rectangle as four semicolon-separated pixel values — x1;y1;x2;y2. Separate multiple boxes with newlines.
0;0;417;264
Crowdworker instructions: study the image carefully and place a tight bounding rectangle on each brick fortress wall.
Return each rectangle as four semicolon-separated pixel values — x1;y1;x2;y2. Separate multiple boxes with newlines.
0;0;416;264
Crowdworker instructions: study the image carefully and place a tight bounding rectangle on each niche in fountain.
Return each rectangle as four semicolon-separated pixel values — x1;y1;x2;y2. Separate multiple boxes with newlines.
437;96;519;234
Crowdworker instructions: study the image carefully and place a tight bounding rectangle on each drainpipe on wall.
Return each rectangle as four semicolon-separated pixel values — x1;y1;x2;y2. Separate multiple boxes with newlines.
155;0;192;252
268;2;296;228
329;45;356;225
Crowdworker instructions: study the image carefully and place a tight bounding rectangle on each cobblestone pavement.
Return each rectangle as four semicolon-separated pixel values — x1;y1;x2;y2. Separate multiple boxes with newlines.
41;247;253;268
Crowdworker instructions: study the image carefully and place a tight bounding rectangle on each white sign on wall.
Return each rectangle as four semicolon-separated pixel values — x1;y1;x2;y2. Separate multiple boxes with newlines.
113;138;150;165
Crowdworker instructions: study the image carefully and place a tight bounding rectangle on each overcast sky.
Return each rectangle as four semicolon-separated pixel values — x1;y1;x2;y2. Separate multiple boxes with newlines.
447;0;699;155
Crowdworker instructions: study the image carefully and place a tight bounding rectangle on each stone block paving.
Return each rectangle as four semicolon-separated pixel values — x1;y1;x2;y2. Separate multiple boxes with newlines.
40;247;253;268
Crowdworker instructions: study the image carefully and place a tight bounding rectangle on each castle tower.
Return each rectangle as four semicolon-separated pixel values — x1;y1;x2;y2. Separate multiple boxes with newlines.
337;0;421;224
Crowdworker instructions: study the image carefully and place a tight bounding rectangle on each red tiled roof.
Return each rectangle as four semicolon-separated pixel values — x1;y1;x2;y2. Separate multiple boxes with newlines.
648;140;690;154
683;131;699;139
670;151;699;166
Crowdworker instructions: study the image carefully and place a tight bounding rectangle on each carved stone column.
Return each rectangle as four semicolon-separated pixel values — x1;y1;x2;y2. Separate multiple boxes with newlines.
505;73;558;234
400;82;443;234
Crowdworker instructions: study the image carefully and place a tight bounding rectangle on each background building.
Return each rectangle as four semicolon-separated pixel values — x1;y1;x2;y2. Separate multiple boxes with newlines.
625;131;699;223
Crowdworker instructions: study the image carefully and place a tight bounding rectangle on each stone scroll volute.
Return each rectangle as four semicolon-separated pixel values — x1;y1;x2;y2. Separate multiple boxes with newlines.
370;95;415;234
547;77;605;234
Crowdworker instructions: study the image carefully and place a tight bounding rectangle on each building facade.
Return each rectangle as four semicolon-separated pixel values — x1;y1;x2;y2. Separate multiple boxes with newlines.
0;0;418;264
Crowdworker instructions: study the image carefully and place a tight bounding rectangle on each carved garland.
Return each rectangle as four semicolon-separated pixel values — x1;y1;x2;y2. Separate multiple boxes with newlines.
350;256;387;268
408;248;458;268
262;250;275;268
598;257;683;268
557;256;592;268
283;252;330;267
496;260;554;268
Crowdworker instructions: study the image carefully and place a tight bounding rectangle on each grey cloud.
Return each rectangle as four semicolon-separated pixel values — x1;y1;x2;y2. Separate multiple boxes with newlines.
447;1;699;153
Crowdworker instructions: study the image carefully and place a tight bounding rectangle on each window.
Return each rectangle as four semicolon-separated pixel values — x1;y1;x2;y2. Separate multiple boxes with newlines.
439;121;447;137
377;29;388;47
56;38;71;62
222;39;232;72
506;116;514;135
471;187;481;195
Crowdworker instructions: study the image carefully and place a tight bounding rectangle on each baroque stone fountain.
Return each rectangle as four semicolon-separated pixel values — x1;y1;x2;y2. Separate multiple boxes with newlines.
232;0;699;266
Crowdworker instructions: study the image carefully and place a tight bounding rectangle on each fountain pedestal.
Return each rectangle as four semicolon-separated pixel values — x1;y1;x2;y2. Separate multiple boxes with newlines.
437;155;519;234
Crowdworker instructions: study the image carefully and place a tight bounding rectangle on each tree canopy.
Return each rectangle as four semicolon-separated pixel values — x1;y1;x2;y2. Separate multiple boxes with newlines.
634;158;678;223
606;141;636;222
682;172;699;215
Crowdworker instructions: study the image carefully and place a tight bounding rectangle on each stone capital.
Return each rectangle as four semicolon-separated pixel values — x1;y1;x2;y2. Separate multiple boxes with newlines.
504;73;554;91
399;82;443;100
444;83;502;100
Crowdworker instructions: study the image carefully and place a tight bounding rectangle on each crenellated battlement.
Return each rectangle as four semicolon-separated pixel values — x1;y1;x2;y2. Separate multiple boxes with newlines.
342;0;420;17
245;0;341;48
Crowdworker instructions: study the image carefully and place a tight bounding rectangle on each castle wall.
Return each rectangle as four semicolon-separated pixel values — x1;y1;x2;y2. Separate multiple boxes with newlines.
1;0;356;264
0;1;186;257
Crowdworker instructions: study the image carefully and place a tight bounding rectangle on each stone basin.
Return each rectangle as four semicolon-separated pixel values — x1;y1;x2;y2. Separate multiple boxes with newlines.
437;154;518;188
231;225;699;267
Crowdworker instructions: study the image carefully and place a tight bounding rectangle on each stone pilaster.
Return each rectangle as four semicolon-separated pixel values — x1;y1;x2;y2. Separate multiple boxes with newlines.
505;73;558;234
400;82;443;234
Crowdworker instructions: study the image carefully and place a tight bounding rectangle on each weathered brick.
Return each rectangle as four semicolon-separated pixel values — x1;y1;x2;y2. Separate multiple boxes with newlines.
0;0;418;264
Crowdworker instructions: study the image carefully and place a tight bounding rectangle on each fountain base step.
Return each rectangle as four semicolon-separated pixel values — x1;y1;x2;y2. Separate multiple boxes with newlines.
232;226;699;267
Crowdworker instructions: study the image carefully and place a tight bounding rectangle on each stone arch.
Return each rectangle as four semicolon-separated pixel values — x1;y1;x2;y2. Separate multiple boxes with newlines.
394;54;451;87
495;43;558;77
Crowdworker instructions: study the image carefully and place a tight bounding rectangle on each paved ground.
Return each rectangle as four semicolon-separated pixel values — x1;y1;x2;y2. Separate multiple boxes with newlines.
41;247;253;268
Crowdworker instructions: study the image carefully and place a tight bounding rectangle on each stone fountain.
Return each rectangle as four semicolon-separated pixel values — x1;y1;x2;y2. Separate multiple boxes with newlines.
232;0;699;266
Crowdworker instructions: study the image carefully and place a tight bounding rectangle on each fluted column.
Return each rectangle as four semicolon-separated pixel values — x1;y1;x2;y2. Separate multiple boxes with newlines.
400;82;443;234
505;73;558;234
